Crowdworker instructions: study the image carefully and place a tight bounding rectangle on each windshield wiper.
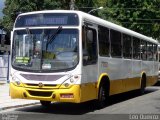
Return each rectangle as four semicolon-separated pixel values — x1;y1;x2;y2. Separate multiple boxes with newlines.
46;26;62;51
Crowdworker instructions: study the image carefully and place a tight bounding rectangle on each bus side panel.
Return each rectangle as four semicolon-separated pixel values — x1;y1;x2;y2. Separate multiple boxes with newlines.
148;61;158;86
154;61;159;82
98;57;126;95
142;61;158;86
98;58;152;95
141;61;153;76
123;60;141;92
81;64;98;102
80;83;97;102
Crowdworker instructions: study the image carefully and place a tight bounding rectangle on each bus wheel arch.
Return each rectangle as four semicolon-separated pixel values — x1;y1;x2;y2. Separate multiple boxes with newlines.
96;74;110;108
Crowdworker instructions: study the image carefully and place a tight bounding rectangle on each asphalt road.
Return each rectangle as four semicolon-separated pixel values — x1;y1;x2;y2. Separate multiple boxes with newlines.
1;81;160;120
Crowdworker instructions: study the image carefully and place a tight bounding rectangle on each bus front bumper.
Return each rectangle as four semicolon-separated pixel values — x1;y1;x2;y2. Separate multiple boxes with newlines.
9;83;81;103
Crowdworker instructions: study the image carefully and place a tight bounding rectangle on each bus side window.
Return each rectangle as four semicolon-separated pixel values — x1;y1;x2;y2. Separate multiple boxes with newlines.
133;37;140;60
141;41;147;60
110;29;122;57
147;42;154;61
123;34;132;59
153;44;158;61
98;26;110;56
82;26;97;65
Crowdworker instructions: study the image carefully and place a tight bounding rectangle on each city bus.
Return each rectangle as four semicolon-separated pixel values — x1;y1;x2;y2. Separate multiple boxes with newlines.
9;10;159;108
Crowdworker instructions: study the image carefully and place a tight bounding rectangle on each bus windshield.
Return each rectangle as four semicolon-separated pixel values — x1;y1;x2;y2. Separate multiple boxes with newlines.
12;29;79;72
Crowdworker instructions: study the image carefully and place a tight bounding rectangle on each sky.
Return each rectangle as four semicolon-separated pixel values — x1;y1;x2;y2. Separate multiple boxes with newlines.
0;0;5;18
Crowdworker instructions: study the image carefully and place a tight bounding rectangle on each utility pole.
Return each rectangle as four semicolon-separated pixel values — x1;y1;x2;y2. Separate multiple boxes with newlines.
70;0;75;10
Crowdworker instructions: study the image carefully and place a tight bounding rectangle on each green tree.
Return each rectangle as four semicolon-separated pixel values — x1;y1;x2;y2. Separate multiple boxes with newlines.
97;0;160;40
76;0;94;12
1;0;159;40
1;0;95;30
2;0;65;30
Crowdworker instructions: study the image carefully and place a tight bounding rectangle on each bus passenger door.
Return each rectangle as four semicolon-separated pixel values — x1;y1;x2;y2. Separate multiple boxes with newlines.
81;24;98;102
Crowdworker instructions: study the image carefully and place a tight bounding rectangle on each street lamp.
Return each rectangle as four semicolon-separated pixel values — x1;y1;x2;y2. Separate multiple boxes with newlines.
88;7;103;14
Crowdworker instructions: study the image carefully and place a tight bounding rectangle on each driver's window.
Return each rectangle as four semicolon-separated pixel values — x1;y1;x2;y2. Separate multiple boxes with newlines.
82;26;97;65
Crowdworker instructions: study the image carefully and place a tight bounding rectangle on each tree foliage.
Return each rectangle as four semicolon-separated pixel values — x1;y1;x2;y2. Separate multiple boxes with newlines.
1;0;160;40
97;0;160;40
1;0;66;30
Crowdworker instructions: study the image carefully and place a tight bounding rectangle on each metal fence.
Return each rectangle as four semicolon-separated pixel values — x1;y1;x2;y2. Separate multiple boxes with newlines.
0;54;9;83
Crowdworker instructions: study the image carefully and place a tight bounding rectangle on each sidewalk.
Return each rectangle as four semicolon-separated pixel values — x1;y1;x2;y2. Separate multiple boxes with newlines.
0;83;39;111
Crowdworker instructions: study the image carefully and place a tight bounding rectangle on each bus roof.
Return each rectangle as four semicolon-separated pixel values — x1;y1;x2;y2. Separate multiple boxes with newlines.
17;10;158;44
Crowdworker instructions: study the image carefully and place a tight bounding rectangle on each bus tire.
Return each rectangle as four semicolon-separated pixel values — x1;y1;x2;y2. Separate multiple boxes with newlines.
40;100;51;107
139;75;146;95
96;82;109;109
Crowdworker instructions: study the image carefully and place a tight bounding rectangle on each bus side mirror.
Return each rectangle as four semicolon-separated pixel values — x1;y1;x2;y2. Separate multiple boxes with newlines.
87;30;93;43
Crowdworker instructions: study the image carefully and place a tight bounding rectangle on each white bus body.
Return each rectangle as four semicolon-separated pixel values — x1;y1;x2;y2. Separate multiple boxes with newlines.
10;10;159;107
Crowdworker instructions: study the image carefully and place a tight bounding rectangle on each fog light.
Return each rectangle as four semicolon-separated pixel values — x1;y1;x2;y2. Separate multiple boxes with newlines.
60;93;74;98
23;92;27;98
52;94;56;99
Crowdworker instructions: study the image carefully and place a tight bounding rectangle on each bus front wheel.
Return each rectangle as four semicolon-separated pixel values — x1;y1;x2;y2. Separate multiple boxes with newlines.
40;100;51;107
96;83;108;109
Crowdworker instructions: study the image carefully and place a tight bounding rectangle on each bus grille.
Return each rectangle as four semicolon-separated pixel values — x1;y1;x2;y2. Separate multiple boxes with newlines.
24;83;58;88
28;90;53;97
20;74;63;81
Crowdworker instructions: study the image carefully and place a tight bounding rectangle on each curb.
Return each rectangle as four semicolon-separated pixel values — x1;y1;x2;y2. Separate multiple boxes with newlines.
0;102;40;112
0;83;40;112
0;81;6;85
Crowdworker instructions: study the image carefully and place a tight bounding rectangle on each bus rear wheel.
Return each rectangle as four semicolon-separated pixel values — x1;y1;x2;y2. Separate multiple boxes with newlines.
139;75;146;95
40;100;51;107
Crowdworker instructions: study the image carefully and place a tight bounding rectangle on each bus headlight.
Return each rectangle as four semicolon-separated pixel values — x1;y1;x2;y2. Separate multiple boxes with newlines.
64;83;70;87
70;78;74;83
12;76;23;87
60;75;80;88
